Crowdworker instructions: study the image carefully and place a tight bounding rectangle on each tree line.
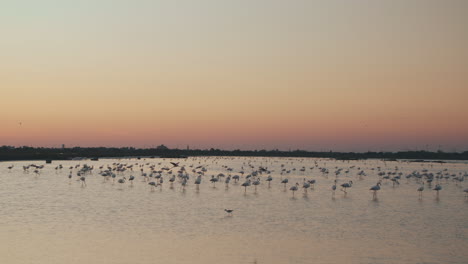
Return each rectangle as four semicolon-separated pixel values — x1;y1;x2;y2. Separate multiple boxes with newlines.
1;145;467;161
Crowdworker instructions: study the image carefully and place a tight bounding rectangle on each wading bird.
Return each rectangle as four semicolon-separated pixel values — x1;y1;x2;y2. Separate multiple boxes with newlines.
224;209;233;216
341;181;353;194
302;179;311;193
370;182;381;199
290;183;299;197
241;179;251;193
417;184;424;198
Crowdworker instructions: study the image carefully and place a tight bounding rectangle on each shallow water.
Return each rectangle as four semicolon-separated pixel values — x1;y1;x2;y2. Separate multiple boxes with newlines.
0;157;467;264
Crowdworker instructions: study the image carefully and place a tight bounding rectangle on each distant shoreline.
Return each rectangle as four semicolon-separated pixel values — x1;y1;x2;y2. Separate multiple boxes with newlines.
1;146;467;162
1;158;467;165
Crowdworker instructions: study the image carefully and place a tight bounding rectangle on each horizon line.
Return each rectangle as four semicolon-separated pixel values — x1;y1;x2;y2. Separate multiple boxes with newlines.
2;145;467;154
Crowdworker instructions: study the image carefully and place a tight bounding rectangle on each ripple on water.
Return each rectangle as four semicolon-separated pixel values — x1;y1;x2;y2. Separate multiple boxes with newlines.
0;157;467;264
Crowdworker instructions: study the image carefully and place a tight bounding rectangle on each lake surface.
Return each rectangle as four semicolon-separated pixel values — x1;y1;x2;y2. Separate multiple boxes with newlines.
0;157;467;264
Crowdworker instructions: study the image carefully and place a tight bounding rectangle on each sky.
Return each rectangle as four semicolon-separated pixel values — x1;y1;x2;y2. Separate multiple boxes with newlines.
1;0;467;152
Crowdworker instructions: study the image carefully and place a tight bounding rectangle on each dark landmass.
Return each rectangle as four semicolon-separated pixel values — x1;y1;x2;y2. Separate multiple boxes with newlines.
0;145;467;161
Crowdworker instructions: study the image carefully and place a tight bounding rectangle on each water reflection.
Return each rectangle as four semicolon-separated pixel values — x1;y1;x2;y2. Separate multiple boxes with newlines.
0;157;467;264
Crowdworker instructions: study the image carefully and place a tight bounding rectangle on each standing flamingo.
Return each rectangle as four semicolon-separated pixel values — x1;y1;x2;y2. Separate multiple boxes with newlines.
302;179;311;193
252;178;260;192
148;181;157;191
290;183;299;197
433;184;442;197
210;175;219;187
369;182;381;199
332;180;337;196
194;175;202;190
417;184;424;198
80;176;87;187
241;179;251;193
266;175;273;188
281;178;289;189
341;181;353;194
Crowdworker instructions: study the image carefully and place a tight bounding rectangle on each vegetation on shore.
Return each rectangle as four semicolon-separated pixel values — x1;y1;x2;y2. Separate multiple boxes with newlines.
1;145;467;161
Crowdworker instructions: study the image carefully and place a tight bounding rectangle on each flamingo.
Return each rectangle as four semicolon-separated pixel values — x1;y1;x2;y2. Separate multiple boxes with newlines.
169;174;176;183
391;177;400;187
302;179;311;193
225;175;231;189
232;175;240;183
241;179;251;193
210;175;219;187
433;184;442;196
159;176;164;189
290;183;299;197
417;184;424;198
80;176;86;187
369;182;381;199
308;179;316;189
341;181;353;194
194;175;202;189
181;178;187;190
266;175;272;187
148;181;157;191
252;178;260;192
281;178;289;189
332;180;337;196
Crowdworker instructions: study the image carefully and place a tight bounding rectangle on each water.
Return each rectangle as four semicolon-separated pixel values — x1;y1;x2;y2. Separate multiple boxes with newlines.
0;157;467;264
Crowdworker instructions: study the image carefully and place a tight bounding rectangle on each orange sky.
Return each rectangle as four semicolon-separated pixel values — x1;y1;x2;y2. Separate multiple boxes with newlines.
1;0;467;151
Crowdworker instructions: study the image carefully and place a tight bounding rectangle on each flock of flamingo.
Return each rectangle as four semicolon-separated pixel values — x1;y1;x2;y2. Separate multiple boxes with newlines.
5;158;468;208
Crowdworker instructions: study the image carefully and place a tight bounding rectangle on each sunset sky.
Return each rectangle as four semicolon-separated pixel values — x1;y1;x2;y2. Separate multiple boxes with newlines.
1;0;467;151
